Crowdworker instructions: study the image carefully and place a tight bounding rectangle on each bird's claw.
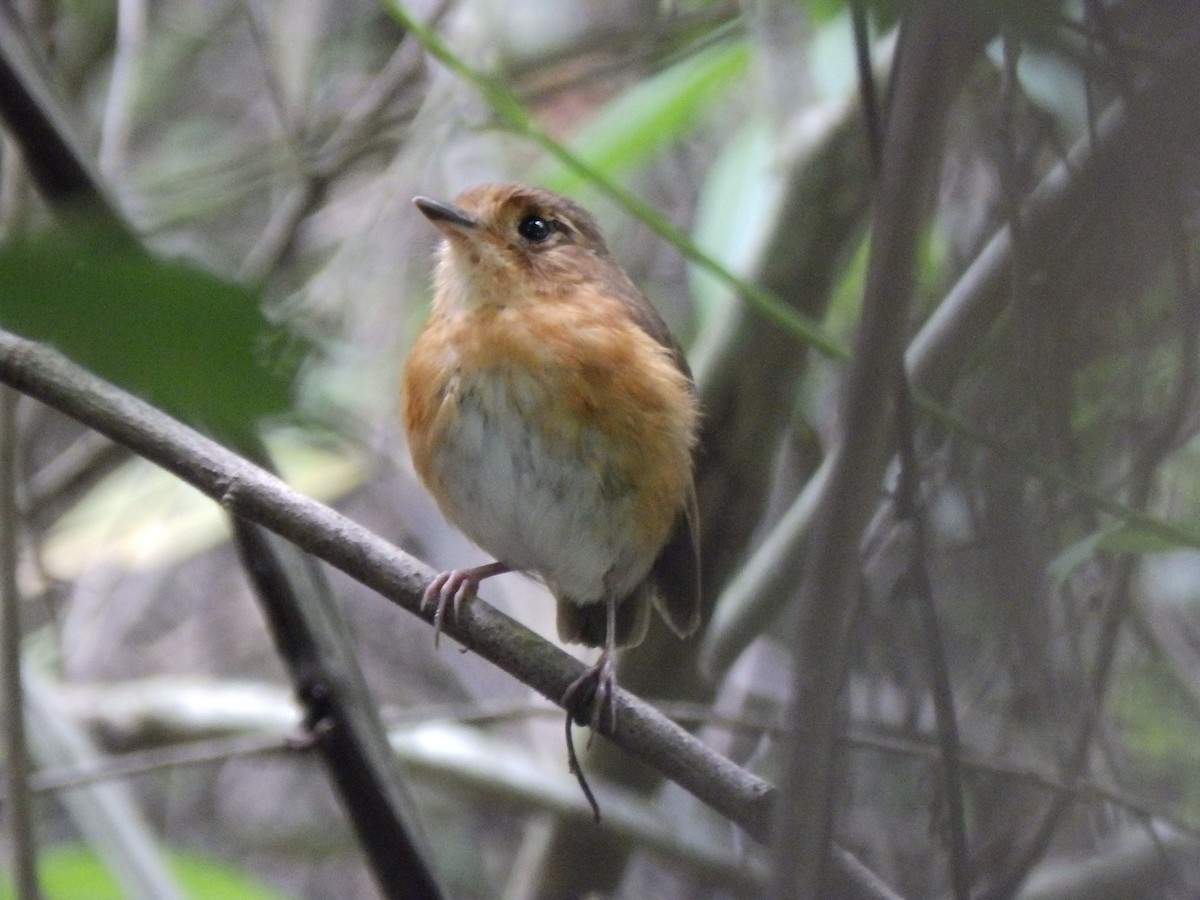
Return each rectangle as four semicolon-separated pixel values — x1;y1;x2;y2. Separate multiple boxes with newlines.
563;651;618;735
422;569;480;648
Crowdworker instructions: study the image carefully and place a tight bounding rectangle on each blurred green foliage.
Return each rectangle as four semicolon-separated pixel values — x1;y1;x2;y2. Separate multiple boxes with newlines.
1117;655;1200;816
0;844;288;900
0;223;298;447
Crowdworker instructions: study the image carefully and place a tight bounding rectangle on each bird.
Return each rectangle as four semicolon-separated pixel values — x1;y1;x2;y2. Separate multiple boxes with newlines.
402;181;701;731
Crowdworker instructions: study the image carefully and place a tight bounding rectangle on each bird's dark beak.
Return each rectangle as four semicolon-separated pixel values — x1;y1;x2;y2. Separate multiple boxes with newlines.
413;196;478;234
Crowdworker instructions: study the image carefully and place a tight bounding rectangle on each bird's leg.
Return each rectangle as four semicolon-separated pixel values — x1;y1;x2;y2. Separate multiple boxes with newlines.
422;561;510;647
563;596;619;735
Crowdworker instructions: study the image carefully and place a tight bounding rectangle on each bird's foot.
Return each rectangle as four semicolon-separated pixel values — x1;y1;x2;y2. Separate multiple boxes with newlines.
562;649;618;735
422;561;509;647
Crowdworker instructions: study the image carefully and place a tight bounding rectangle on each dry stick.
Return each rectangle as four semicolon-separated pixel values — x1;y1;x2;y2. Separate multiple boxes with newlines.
851;6;970;895
0;388;40;900
97;0;146;179
0;11;449;896
0;2;859;892
849;1;882;177
769;7;986;899
0;328;905;896
0;6;114;215
0;328;773;840
27;684;1200;848
240;1;450;284
896;380;971;900
229;516;444;900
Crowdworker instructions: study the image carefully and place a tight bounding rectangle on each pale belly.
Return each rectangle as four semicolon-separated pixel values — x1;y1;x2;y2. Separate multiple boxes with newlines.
427;375;655;604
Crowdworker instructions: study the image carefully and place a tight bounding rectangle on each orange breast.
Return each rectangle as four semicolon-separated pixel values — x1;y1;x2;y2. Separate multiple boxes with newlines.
401;288;697;600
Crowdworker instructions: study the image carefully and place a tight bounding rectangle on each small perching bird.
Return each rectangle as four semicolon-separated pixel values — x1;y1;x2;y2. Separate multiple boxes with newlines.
402;182;701;731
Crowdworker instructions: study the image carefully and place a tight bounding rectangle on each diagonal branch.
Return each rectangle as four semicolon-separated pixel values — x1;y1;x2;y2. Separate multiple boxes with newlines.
0;324;907;897
0;9;445;895
0;1;127;227
0;325;774;837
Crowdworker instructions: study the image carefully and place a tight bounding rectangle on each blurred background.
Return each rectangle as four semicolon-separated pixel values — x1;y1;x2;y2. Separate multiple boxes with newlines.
1;0;1199;898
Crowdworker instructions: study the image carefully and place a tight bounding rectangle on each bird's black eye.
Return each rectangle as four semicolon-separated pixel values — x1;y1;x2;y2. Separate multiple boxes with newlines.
517;215;554;243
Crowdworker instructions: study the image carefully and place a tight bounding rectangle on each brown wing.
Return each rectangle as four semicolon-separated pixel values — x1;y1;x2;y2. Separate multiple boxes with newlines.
594;255;702;638
594;260;694;379
648;483;701;638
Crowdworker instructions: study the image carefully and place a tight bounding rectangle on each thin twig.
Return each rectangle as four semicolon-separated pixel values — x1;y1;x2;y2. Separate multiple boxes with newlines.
230;516;444;900
0;329;898;895
98;0;145;179
0;326;779;842
243;0;304;148
0;3;127;225
26;431;127;510
31;678;1200;852
239;1;447;284
896;379;971;899
28;733;297;795
849;2;882;177
315;0;454;168
853;8;971;893
0;388;41;900
709;21;1146;689
770;8;985;898
236;180;319;284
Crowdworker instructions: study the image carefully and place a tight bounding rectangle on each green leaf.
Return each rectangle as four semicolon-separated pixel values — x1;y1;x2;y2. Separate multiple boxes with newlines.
0;845;289;900
0;224;298;447
534;40;750;194
806;0;846;23
1116;656;1200;814
1099;522;1200;555
1047;526;1113;588
1049;520;1200;587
